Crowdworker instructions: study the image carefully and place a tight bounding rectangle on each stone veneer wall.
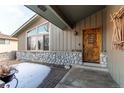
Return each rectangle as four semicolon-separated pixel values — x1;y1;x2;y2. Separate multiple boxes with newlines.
16;51;83;65
0;51;16;61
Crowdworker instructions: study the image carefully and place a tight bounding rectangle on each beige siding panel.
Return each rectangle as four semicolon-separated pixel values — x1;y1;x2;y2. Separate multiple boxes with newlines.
81;20;85;50
59;29;62;51
71;29;75;51
59;29;64;51
51;24;54;51
78;22;83;50
63;31;67;51
100;9;104;51
97;10;102;27
0;40;18;53
52;24;56;51
66;31;68;51
18;31;26;50
75;23;81;50
106;5;124;87
82;19;85;29
95;13;98;27
85;17;91;28
56;27;60;51
70;30;73;51
81;20;85;29
97;10;102;51
50;24;53;51
102;9;107;51
91;14;96;28
49;23;52;51
54;27;57;51
67;30;71;51
75;25;78;50
63;31;65;50
62;31;65;51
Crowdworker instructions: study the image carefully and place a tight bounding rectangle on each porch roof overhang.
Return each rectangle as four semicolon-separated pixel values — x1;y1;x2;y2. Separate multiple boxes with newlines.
26;5;106;30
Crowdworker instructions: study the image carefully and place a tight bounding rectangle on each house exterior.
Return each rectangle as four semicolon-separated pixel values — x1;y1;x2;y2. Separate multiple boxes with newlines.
12;5;124;87
12;15;49;51
0;32;18;53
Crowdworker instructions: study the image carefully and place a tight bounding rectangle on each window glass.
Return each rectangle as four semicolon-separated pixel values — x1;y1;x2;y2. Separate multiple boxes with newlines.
37;23;48;34
5;40;10;44
27;22;49;50
0;39;5;44
44;35;49;50
37;35;43;50
27;37;31;50
27;28;37;37
27;36;37;50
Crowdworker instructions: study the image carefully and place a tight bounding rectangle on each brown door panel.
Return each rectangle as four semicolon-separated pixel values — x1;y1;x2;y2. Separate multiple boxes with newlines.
83;28;101;63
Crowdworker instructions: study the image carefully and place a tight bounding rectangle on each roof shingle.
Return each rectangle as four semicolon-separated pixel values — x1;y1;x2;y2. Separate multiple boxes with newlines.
0;32;18;41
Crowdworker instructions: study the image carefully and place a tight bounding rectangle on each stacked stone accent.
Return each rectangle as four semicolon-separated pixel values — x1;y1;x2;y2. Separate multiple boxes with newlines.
16;51;83;65
0;51;16;61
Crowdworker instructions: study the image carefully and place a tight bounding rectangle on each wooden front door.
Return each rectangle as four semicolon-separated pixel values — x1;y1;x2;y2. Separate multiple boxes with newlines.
83;28;101;63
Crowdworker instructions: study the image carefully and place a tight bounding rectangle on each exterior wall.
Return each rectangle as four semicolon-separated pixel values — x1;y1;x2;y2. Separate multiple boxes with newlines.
0;51;16;61
17;9;106;52
18;31;27;50
49;8;106;52
13;6;124;87
17;17;48;50
0;40;18;53
16;51;82;65
106;5;124;87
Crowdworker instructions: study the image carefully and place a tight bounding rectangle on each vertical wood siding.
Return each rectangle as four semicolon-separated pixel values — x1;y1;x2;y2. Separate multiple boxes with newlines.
49;8;106;51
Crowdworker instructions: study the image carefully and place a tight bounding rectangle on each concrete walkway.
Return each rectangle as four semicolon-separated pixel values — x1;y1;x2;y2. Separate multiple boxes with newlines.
56;66;120;88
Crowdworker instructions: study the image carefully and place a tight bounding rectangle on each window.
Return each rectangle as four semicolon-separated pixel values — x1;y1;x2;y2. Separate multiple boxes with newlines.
27;28;37;37
27;23;49;50
0;39;5;44
37;35;44;50
0;39;10;44
43;35;49;50
37;23;49;34
5;40;10;44
27;36;37;50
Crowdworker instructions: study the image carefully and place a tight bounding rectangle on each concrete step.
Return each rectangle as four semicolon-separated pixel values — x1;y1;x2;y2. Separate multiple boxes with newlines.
72;64;108;72
83;63;107;68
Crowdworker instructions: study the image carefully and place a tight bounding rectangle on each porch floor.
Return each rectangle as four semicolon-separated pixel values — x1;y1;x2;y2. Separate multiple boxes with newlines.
56;66;120;88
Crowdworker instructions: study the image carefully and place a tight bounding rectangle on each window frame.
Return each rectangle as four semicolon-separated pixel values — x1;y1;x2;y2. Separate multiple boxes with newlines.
0;39;10;44
0;39;5;44
37;22;49;34
5;39;10;44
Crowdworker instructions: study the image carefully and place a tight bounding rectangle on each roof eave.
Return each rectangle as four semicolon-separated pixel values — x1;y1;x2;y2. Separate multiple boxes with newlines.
11;14;38;37
26;5;72;30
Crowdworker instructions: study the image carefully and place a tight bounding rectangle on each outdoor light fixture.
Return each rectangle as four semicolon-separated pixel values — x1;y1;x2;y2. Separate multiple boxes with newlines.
74;31;78;36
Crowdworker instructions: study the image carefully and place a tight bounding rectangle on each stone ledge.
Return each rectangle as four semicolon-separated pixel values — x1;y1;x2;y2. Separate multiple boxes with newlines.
0;51;16;62
16;51;83;65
